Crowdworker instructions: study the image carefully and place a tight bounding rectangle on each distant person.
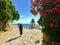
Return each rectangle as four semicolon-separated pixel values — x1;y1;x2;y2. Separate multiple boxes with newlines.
18;24;23;36
30;19;35;29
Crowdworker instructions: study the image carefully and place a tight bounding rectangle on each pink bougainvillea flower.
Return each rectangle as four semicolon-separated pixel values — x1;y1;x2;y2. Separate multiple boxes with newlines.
45;9;53;13
50;10;53;13
56;0;60;2
32;2;37;6
40;0;44;3
32;0;36;2
55;4;60;8
50;23;53;28
56;9;60;13
32;0;39;3
45;10;50;13
45;0;51;2
39;11;46;17
53;1;57;5
53;7;58;11
31;0;37;6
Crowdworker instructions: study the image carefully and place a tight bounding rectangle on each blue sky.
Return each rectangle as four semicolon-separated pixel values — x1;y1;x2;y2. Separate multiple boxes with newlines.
12;0;40;24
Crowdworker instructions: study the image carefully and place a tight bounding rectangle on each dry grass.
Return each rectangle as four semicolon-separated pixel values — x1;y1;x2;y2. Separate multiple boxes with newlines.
0;25;13;36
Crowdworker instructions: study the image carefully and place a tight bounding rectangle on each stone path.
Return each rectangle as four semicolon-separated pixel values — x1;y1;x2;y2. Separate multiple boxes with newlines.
0;26;43;45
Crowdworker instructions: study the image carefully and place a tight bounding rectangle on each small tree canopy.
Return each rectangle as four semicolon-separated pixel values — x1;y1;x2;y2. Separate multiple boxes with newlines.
0;0;20;23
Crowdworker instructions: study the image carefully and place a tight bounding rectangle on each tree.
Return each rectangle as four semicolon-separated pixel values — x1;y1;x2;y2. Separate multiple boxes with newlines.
0;0;20;31
30;0;60;43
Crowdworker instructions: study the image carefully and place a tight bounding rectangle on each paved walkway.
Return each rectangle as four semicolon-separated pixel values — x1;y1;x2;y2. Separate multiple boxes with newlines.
0;26;43;45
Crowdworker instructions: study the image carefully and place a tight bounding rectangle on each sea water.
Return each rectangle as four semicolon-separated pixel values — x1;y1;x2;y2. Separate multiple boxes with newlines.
22;24;40;29
13;24;40;29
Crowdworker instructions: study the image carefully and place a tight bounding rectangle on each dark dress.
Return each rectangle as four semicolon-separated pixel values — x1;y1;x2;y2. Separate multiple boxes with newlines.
19;24;23;35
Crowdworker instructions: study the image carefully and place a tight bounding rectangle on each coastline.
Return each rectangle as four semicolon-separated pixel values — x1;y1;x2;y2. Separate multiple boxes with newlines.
13;24;40;30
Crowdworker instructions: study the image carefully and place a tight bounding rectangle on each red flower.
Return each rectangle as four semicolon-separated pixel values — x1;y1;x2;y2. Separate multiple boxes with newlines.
39;11;46;17
53;1;57;5
45;9;53;13
50;10;53;13
55;4;60;8
32;2;36;6
45;0;49;2
50;23;53;28
40;0;44;3
56;0;60;2
56;9;60;13
53;7;58;11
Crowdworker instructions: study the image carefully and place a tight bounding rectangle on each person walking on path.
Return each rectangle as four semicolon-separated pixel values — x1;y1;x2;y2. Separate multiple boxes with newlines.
18;23;23;36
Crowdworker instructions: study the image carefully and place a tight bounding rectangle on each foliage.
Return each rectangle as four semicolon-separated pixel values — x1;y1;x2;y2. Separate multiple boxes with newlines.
0;0;20;31
0;0;20;23
31;0;60;42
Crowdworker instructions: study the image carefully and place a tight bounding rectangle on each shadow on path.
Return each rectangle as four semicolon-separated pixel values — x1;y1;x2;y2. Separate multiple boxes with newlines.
6;36;21;43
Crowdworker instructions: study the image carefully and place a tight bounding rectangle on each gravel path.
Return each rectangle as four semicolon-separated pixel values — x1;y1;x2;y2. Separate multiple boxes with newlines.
0;26;43;45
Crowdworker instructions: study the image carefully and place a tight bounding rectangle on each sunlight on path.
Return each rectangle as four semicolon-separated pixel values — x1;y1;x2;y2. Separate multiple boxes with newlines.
0;26;43;45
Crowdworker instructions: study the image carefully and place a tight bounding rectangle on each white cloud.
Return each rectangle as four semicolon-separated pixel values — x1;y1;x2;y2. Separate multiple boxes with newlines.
13;19;38;24
12;14;40;24
20;15;23;18
19;19;30;24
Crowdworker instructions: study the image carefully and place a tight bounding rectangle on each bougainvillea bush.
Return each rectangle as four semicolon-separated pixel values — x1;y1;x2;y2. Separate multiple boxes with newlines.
30;0;60;42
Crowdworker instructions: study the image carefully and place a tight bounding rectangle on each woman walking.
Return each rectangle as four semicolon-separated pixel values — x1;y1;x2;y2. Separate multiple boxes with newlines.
19;23;23;36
